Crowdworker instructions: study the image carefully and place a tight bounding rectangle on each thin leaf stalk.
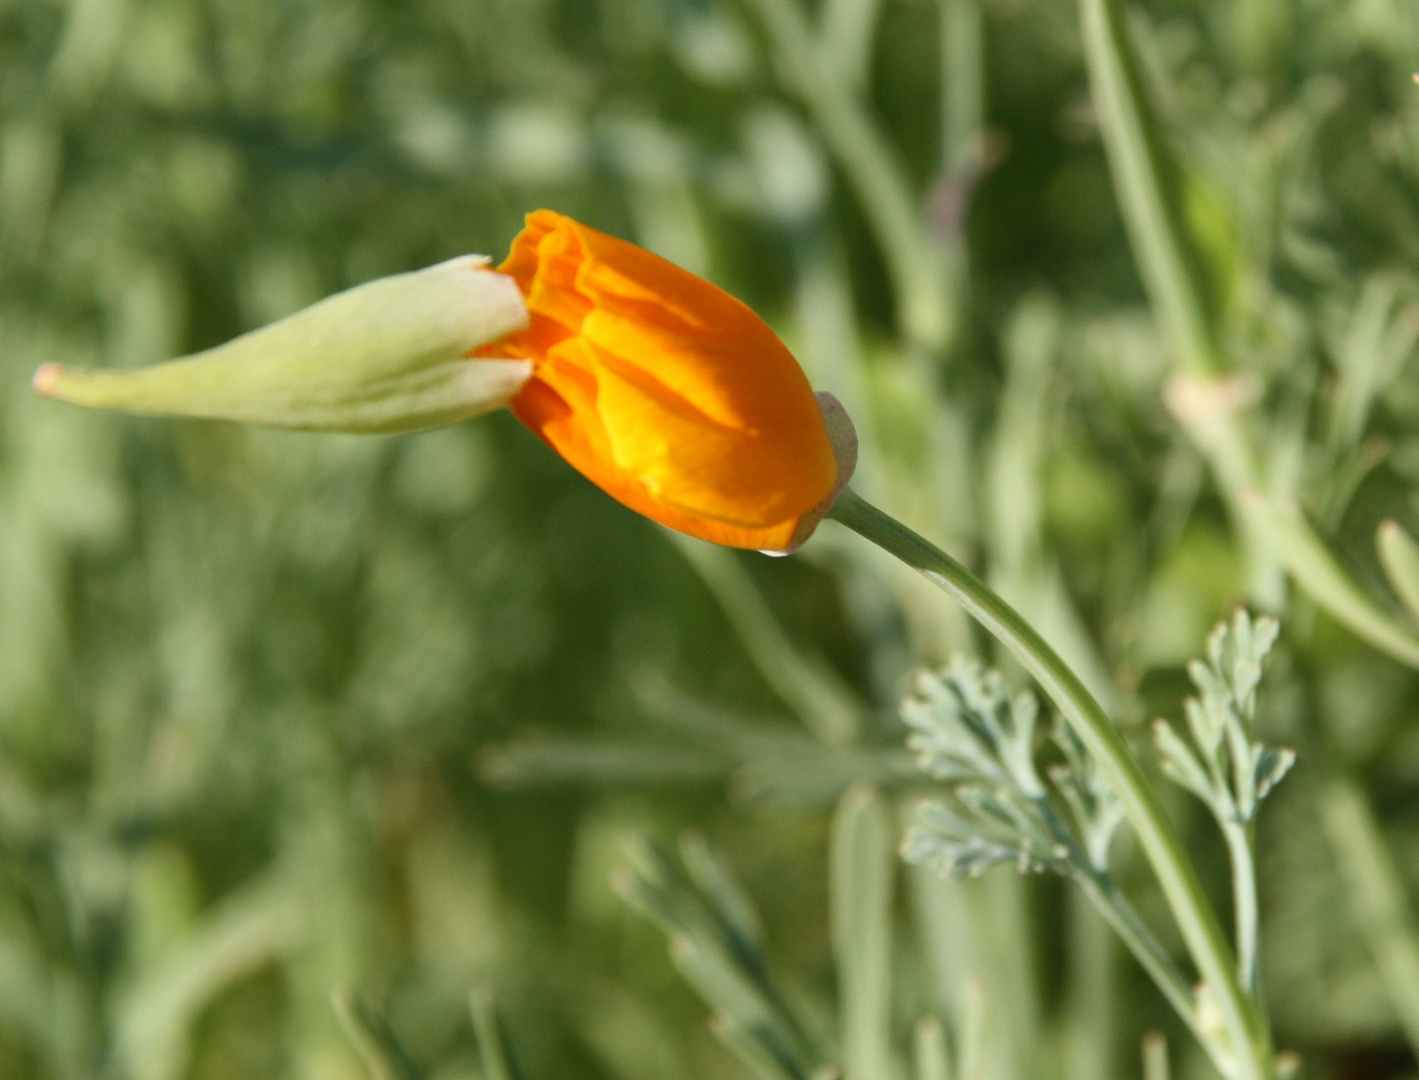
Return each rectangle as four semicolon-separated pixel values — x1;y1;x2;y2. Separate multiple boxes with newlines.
1223;820;1260;995
828;487;1275;1080
1031;783;1219;1071
1067;870;1199;1037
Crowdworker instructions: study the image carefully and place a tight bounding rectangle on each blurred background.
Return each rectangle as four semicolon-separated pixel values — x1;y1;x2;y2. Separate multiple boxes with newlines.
4;0;1419;1077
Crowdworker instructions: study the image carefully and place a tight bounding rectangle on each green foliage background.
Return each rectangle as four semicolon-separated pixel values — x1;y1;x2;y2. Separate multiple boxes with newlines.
4;0;1419;1077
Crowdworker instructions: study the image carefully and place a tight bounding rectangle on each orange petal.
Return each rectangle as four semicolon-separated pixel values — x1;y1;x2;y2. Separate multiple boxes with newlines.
487;210;837;549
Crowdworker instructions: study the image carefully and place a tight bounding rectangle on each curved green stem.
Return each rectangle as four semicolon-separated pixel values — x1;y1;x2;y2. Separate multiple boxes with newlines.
827;487;1274;1080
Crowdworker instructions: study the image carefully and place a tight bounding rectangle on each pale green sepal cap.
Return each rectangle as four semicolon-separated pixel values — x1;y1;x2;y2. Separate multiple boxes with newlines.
33;255;533;434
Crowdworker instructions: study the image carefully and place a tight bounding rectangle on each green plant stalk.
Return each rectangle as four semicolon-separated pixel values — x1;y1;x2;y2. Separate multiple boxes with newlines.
833;784;895;1080
1030;798;1223;1071
913;1016;953;1080
1068;870;1203;1044
828;487;1275;1080
470;988;520;1080
1192;704;1261;994
332;994;424;1080
1222;820;1259;994
1377;519;1419;624
1027;797;1199;1040
941;0;984;175
1061;887;1115;1080
1077;0;1285;607
958;981;987;1080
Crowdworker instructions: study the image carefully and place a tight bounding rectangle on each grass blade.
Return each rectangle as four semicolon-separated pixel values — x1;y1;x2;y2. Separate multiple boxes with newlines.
832;783;895;1080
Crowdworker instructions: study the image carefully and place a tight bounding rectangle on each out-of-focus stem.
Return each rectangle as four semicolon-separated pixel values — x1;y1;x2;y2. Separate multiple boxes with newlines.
1077;0;1215;374
470;988;517;1080
669;534;861;745
913;1016;953;1080
1078;0;1284;605
941;0;984;175
745;0;951;355
828;487;1276;1080
1143;1032;1171;1080
1318;776;1419;1059
1061;887;1115;1080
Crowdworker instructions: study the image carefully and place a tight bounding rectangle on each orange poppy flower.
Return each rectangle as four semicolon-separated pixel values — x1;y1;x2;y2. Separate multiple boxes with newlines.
34;210;853;552
481;210;842;551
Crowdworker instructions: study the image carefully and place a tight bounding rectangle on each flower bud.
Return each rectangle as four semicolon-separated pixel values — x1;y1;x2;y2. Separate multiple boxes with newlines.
484;210;840;550
33;255;532;434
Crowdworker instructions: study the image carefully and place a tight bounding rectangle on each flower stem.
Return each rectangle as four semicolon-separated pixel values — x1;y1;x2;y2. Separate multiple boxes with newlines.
827;487;1274;1080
